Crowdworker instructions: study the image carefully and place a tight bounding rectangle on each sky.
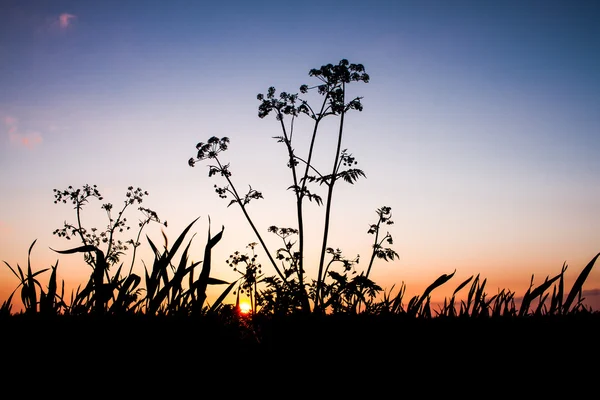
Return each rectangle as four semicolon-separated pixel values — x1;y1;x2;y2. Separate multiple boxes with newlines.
1;0;599;313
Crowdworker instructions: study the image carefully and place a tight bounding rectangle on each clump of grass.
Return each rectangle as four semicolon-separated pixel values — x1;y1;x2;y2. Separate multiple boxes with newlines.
2;185;241;319
3;239;63;316
375;252;600;318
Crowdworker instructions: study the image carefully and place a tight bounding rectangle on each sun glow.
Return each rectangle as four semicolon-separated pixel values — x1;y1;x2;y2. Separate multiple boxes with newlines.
239;301;251;314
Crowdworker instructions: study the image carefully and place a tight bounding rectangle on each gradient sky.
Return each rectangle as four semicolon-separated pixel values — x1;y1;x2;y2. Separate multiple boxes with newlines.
1;0;599;312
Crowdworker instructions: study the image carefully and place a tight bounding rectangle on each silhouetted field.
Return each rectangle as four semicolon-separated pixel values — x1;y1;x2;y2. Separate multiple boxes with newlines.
4;312;598;359
2;312;598;397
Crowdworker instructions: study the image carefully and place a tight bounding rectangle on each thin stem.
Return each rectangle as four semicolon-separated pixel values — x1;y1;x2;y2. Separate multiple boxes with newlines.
355;218;383;313
75;200;96;269
277;112;309;311
215;158;286;281
365;220;383;281
128;219;148;276
315;82;346;312
296;94;329;311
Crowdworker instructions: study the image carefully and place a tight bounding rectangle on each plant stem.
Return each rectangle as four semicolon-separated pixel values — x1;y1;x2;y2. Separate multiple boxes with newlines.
365;219;383;281
277;115;310;311
216;158;286;282
295;95;329;312
315;82;346;312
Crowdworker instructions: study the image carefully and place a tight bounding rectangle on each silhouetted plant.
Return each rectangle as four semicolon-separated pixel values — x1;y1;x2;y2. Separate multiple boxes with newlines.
139;216;235;316
2;240;63;315
51;184;165;315
352;206;399;312
52;184;165;269
189;59;396;313
226;242;262;315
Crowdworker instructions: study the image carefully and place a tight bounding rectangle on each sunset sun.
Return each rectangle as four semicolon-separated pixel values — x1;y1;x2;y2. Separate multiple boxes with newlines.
239;301;251;314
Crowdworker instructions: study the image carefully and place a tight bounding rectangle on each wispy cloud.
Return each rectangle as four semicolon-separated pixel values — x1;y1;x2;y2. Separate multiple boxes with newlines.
58;13;77;30
3;116;43;149
4;116;17;129
38;13;77;34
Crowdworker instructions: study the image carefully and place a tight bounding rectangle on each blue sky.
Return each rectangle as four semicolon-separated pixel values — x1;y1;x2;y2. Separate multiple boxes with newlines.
1;0;599;311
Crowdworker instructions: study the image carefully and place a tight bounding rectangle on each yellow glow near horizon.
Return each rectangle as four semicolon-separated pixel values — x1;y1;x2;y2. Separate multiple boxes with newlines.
239;301;251;314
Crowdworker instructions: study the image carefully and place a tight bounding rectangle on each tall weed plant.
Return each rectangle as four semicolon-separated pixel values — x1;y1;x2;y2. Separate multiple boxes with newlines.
189;59;399;313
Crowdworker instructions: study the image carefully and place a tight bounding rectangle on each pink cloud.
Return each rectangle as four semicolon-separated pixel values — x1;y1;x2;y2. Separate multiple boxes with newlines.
3;115;43;149
4;116;17;126
10;131;43;148
58;13;77;30
4;117;17;135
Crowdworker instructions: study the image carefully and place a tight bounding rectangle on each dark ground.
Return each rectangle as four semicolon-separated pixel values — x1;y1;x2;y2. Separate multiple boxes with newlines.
2;313;598;395
3;312;599;355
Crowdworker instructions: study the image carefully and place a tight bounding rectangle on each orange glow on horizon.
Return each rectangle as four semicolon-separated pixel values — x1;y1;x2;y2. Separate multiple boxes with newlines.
239;301;251;314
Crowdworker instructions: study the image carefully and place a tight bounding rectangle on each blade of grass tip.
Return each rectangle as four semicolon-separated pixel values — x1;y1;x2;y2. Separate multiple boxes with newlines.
412;270;456;315
534;293;550;315
451;276;473;316
472;278;487;313
380;284;394;310
28;239;37;259
209;278;239;313
161;217;200;268
407;295;420;315
185;260;201;287
1;293;14;315
519;275;536;317
59;279;66;312
146;235;160;260
41;261;58;315
421;297;432;318
143;256;157;302
553;262;567;314
17;263;26;286
3;261;23;284
92;249;109;314
196;220;225;309
503;295;515;316
525;272;562;315
500;290;513;315
149;218;201;312
25;244;43;314
144;236;171;313
563;252;600;313
111;274;141;313
170;235;198;302
549;285;561;315
152;239;198;314
149;222;199;314
441;297;451;316
390;283;406;314
50;244;105;302
464;274;480;315
453;275;474;297
529;273;562;300
50;244;98;255
144;236;165;301
24;272;37;313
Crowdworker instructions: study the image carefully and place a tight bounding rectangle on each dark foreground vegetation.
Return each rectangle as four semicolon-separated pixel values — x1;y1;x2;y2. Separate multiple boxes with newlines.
2;61;598;379
3;312;599;367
